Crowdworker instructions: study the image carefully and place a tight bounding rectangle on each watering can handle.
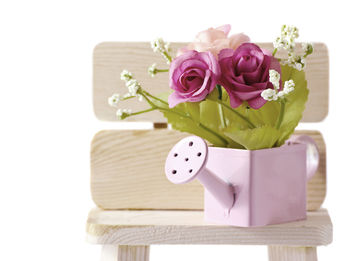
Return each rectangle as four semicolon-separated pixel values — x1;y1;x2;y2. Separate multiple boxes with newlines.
287;135;320;180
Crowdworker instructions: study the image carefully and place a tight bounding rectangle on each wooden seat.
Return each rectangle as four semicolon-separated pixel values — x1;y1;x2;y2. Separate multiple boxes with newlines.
87;209;332;246
88;42;332;261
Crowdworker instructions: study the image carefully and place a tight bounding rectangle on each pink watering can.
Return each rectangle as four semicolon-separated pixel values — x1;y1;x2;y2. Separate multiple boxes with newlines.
165;135;319;227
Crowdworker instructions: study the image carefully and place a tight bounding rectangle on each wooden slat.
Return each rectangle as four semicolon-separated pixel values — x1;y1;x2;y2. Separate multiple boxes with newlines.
91;129;326;210
86;209;332;246
93;42;328;122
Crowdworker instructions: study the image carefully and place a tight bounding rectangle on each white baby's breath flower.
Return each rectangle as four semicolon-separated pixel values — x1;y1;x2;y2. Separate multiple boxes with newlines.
277;90;286;98
283;80;295;94
126;79;140;96
294;62;303;71
108;93;120;107
116;108;132;120
148;63;157;77
151;38;167;53
261;89;278;101
274;25;299;52
269;69;280;90
277;80;295;99
164;42;171;52
282;25;299;39
150;38;172;64
120;70;132;81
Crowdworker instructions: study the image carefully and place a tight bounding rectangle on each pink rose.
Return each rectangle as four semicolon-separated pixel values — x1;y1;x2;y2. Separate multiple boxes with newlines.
168;50;221;108
218;43;281;109
177;24;250;57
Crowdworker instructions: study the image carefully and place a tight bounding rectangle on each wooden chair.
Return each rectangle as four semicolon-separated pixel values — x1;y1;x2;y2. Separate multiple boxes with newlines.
87;42;332;261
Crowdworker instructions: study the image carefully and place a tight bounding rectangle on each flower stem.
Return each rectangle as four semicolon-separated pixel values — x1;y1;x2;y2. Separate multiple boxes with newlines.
129;108;156;117
121;95;136;101
155;69;169;73
276;100;286;129
218;104;226;128
142;90;169;106
216;100;256;128
163;52;172;63
272;48;277;56
216;85;226;128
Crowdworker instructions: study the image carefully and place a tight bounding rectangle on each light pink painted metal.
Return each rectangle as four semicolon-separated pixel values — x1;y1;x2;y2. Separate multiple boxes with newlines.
165;136;235;209
165;135;320;227
288;135;320;180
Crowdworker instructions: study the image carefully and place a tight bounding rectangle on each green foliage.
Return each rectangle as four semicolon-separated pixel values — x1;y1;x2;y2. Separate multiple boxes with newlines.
154;93;231;147
224;125;281;150
153;64;308;150
275;65;309;146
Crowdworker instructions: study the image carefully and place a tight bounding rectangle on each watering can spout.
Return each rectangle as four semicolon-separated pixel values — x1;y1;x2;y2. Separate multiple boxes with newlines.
165;136;235;210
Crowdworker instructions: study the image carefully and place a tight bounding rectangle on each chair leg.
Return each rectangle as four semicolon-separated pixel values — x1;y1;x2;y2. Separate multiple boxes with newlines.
101;245;150;261
268;246;317;261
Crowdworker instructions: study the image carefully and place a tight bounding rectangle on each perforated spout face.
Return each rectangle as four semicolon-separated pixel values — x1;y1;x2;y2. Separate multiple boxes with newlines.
165;136;208;184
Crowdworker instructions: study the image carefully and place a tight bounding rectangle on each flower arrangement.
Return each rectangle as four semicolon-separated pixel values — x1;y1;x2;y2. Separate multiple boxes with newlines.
109;25;313;150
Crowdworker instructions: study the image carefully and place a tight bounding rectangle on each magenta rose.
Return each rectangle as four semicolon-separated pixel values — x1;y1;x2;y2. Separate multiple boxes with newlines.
218;43;281;109
168;50;221;108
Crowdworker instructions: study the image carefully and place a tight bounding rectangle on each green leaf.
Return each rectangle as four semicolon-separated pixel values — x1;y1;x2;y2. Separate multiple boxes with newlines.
224;125;281;150
276;65;309;146
154;92;229;147
199;98;245;149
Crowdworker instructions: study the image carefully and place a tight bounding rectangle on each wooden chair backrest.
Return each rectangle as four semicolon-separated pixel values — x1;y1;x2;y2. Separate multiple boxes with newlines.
91;42;329;210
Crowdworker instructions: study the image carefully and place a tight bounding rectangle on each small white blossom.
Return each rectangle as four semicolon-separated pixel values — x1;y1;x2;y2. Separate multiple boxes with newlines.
269;69;280;90
164;42;171;52
120;70;132;81
261;89;278;101
301;42;313;59
148;63;157;77
283;80;295;94
116;108;132;120
126;79;140;96
277;80;295;98
283;53;305;71
151;38;167;53
273;25;299;52
150;38;172;64
108;93;120;107
294;62;303;71
277;90;286;98
282;25;299;39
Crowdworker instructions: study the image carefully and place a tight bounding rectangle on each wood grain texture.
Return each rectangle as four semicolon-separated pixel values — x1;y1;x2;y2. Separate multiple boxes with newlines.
91;129;326;210
86;209;332;246
93;42;328;122
101;245;150;261
268;246;317;261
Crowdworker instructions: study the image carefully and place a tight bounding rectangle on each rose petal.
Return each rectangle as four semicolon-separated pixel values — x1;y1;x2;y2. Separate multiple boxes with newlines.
168;91;187;108
226;90;243;108
218;48;235;60
234;89;265;100
192;69;211;96
216;24;231;36
195;27;227;43
247;95;267;109
198;51;221;77
229;33;250;49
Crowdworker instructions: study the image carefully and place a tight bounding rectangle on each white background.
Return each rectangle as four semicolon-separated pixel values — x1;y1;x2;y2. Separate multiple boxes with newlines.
0;0;349;260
